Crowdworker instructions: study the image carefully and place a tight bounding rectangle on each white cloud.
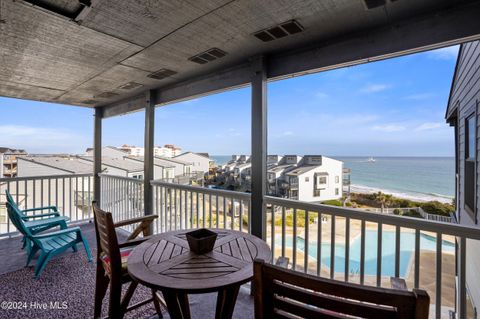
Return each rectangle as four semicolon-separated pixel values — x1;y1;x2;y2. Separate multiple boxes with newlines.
0;125;86;153
359;83;391;93
403;93;435;100
426;46;459;60
314;91;329;98
372;124;406;132
415;122;444;131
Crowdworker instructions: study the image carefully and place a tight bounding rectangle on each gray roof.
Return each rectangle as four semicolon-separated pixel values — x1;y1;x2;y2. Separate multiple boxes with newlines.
127;156;176;168
80;156;143;172
18;156;92;174
286;165;318;176
268;164;293;173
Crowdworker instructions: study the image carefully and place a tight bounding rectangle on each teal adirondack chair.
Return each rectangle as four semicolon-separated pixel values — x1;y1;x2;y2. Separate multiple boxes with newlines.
5;190;70;249
6;201;92;278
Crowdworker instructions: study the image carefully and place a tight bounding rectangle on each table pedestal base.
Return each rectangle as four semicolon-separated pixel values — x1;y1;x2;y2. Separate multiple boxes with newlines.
161;285;241;319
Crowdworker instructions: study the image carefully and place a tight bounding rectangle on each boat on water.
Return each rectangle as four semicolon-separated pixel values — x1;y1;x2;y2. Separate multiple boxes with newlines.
367;157;376;163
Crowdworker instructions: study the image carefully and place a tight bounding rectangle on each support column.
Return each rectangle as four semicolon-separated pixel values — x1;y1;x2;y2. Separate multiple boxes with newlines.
93;107;102;204
144;90;155;229
250;56;267;239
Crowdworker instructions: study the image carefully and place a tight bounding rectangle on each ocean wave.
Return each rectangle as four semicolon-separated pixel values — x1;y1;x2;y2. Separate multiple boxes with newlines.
349;184;453;203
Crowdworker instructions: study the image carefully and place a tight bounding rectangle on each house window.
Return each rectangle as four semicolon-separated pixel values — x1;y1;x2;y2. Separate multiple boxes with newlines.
318;177;327;184
335;188;339;196
305;177;309;182
335;176;339;183
465;113;476;215
313;190;320;197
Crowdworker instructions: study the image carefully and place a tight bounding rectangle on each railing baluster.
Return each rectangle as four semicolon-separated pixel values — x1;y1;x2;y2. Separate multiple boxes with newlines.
435;232;442;319
292;208;297;271
304;210;309;273
24;180;28;209
345;217;350;282
239;199;243;232
282;206;286;257
41;178;44;209
395;225;400;278
208;194;212;228
330;215;335;279
180;190;183;230
360;220;365;285
75;176;78;221
55;177;58;211
203;193;206;228
223;196;227;229
48;177;51;207
230;198;234;230
377;223;383;287
271;205;275;261
174;188;177;230
458;236;467;319
190;191;194;229
62;178;65;216
196;192;199;228
216;194;219;229
414;229;420;288
317;211;322;276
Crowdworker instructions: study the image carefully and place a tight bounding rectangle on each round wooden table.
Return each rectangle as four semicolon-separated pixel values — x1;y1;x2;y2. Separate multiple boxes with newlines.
127;229;272;319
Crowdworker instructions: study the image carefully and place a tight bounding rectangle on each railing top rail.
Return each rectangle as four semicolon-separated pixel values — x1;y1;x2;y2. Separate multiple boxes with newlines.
151;180;251;200
0;173;94;183
265;196;480;240
98;173;143;183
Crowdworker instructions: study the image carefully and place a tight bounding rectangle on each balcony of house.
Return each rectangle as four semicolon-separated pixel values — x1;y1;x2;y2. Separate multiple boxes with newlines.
2;173;480;318
2;0;480;318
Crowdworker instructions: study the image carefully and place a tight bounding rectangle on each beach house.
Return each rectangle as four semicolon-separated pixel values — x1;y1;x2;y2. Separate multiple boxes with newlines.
445;39;480;317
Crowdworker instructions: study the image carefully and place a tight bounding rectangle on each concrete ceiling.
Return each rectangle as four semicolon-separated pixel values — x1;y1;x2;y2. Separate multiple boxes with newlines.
0;0;476;109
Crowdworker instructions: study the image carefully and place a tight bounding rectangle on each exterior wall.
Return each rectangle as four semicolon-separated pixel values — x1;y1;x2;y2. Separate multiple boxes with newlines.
447;40;480;315
297;158;343;202
175;153;210;174
17;158;69;177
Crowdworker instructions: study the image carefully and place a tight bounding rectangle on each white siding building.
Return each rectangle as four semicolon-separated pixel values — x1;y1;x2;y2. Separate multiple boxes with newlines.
174;152;212;174
285;156;343;202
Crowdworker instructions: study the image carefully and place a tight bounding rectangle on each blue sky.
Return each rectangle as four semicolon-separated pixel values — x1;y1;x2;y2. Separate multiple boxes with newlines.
0;46;458;156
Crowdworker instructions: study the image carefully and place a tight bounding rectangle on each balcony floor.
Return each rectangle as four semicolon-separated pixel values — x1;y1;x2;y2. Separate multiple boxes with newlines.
0;223;254;318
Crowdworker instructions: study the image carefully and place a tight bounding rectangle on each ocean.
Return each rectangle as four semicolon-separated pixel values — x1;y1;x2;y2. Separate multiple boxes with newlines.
211;155;455;203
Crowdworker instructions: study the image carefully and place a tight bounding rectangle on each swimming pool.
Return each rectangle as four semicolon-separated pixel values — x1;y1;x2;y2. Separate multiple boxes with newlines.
275;230;455;277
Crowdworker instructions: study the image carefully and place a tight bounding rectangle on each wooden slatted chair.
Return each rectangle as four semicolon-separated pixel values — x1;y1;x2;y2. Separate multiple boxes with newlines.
6;190;70;250
6;201;92;278
253;259;430;319
92;202;164;319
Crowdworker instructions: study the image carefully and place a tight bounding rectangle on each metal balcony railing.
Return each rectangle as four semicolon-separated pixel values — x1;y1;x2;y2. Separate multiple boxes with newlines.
76;175;480;319
0;173;94;237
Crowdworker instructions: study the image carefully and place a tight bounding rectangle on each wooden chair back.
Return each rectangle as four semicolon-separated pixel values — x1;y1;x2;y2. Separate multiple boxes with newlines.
92;202;122;276
253;259;430;319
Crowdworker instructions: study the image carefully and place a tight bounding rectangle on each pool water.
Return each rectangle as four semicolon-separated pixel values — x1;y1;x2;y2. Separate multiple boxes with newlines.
276;230;455;277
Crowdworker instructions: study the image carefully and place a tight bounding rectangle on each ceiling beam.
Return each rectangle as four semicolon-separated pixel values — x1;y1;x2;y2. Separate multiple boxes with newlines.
100;0;480;118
